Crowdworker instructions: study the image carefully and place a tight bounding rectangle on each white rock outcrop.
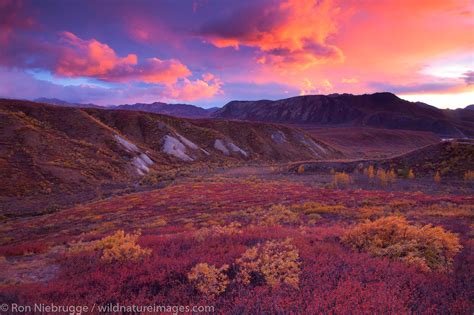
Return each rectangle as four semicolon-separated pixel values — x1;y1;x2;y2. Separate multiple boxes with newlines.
162;135;194;161
214;139;248;157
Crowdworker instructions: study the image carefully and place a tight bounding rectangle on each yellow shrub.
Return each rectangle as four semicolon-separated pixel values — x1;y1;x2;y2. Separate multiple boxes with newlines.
145;217;167;228
258;204;300;226
236;238;301;288
376;169;389;186
409;204;474;218
194;222;242;241
365;165;375;179
71;230;151;263
293;202;347;216
297;165;305;174
333;172;351;187
188;263;229;297
464;170;474;181
388;169;397;182
357;206;385;219
342;216;461;271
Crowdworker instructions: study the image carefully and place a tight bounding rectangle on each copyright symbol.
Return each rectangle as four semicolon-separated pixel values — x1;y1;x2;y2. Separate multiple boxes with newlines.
1;304;8;311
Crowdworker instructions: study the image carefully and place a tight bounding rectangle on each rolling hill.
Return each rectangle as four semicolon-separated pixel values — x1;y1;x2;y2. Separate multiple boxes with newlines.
305;127;440;158
212;92;474;137
0;99;340;199
290;140;474;179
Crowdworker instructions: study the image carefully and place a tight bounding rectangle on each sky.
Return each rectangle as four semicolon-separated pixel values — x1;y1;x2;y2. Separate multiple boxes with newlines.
0;0;472;109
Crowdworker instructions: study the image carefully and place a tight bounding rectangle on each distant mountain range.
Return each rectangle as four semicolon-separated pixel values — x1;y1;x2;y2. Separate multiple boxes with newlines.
212;93;474;138
34;98;217;119
113;102;219;118
35;97;103;109
33;94;474;137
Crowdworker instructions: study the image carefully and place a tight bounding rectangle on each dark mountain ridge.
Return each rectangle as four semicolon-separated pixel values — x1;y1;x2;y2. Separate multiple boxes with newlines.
212;92;474;138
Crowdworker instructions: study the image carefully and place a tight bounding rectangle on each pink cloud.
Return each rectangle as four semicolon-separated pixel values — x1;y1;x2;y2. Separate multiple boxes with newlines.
55;32;191;84
0;68;223;105
164;74;223;101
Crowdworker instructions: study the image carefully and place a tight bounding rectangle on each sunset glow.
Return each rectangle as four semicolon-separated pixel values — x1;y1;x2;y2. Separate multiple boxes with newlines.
0;0;472;108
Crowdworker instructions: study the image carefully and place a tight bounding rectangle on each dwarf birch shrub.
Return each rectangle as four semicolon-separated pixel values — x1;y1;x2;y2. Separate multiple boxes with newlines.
188;263;229;297
342;216;461;271
70;230;151;263
236;238;301;288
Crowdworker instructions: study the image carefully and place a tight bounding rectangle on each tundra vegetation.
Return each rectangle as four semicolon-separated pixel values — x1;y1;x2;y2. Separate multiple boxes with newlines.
0;166;473;313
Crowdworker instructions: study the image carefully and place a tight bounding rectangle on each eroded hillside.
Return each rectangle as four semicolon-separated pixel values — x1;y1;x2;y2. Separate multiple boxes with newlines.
0;99;340;199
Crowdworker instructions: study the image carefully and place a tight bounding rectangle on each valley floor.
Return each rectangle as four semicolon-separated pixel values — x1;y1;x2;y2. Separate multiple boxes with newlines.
0;168;473;313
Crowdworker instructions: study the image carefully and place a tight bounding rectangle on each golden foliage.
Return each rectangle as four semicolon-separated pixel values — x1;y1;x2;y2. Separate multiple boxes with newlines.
258;204;300;226
194;222;242;241
342;216;461;272
333;172;351;187
376;169;388;186
365;165;375;179
409;204;474;218
236;238;301;288
188;263;229;297
297;165;305;174
145;217;167;229
434;171;441;183
70;230;151;263
293;202;347;216
388;169;397;182
464;170;474;181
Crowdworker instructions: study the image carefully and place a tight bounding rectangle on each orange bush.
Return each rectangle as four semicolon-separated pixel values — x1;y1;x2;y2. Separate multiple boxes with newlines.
464;170;474;181
333;172;351;187
297;165;305;174
188;263;229;297
377;169;388;186
70;230;151;263
365;165;375;179
342;216;461;271
194;222;242;241
236;238;301;288
293;202;347;216
258;204;300;226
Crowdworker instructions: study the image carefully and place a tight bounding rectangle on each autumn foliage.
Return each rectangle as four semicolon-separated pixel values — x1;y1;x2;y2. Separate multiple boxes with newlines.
70;230;151;263
236;238;301;288
342;216;462;271
188;263;229;297
1;177;472;313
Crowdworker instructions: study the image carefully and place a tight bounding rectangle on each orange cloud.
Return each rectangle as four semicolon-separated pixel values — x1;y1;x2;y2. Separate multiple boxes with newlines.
225;0;473;102
199;0;343;69
300;78;333;95
164;73;223;101
56;32;191;84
